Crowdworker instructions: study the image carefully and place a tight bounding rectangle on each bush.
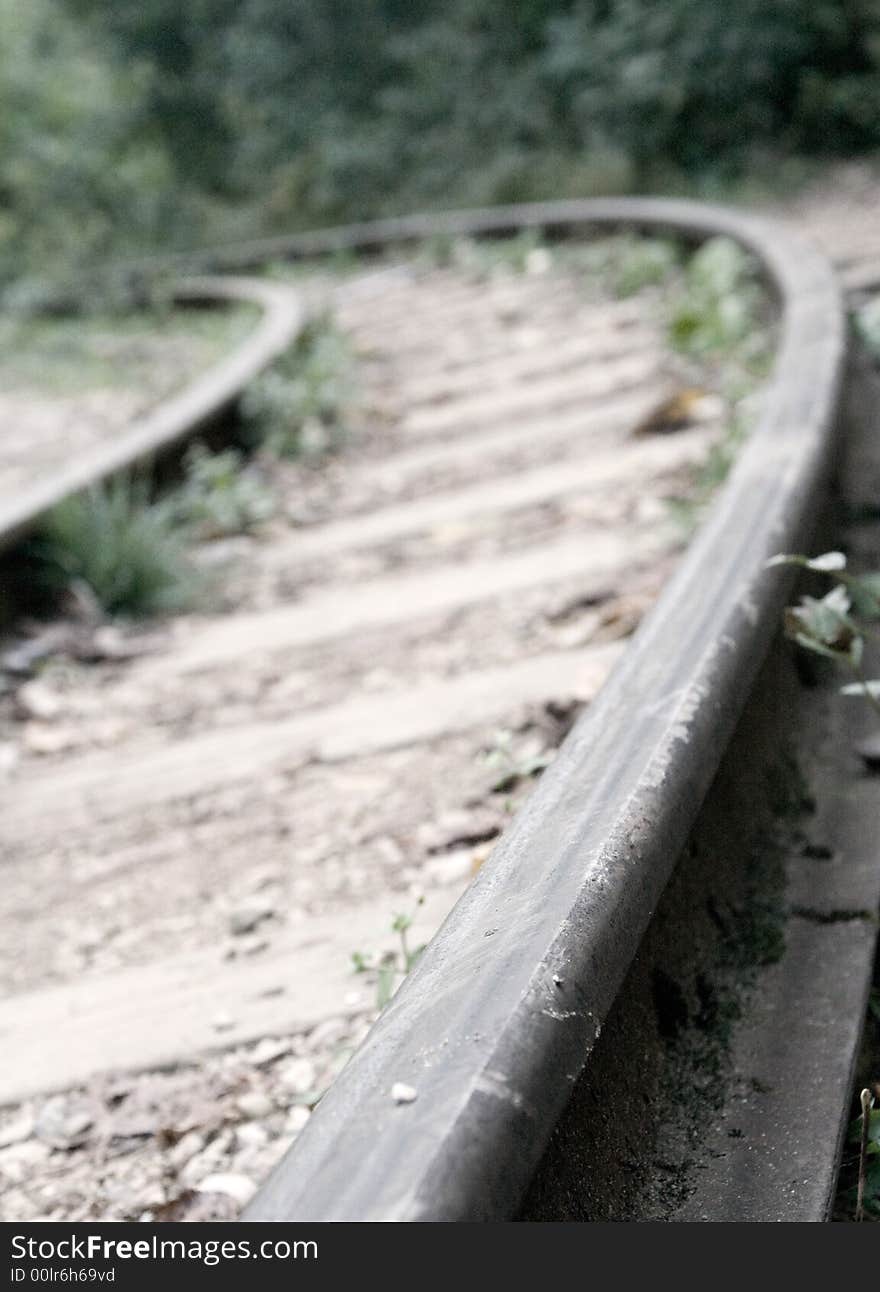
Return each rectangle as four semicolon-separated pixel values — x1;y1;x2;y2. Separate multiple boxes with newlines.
6;2;880;286
0;0;182;295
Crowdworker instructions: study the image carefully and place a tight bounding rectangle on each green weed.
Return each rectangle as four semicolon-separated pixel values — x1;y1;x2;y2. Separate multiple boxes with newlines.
667;237;765;360
170;443;274;539
481;728;553;793
661;238;771;533
32;476;199;618
665;411;751;536
767;551;880;717
351;900;426;1011
240;310;356;459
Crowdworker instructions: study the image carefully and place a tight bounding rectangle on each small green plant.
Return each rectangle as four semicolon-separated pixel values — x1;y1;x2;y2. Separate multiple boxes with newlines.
481;728;552;793
32;476;199;617
240;310;355;459
170;443;274;539
668;237;764;360
767;551;880;713
666;411;750;535
351;900;426;1011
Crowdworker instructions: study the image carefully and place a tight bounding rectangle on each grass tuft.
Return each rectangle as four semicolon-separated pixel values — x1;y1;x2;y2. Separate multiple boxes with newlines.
32;476;199;618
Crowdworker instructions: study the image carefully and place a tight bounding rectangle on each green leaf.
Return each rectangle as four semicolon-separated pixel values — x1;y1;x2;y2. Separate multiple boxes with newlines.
849;572;880;619
376;964;396;1011
405;943;426;973
784;586;861;665
766;551;846;573
792;632;853;663
806;551;847;572
848;1107;880;1145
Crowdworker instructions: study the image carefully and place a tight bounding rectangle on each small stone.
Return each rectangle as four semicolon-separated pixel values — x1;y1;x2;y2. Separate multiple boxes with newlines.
196;1173;256;1205
525;247;553;276
277;1058;316;1097
15;680;63;722
234;1122;268;1151
246;866;282;892
224;934;269;960
0;1110;35;1148
552;619;600;650
180;1131;234;1187
417;809;473;853
211;1012;235;1033
690;393;725;423
34;1096;93;1148
248;1038;291;1068
285;1106;311;1134
90;625;128;658
167;1131;205;1170
22;723;76;755
0;1141;51;1184
236;1091;273;1120
390;1083;417;1105
228;898;275;937
424;847;475;886
307;1017;348;1050
75;925;105;954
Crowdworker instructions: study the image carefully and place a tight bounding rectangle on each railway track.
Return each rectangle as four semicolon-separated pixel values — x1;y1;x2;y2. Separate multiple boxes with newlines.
0;189;878;1222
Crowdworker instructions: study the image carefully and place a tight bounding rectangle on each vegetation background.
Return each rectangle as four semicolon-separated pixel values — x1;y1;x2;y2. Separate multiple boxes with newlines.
3;1;880;297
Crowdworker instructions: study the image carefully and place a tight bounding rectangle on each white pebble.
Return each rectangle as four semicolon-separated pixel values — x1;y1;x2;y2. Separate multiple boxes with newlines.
196;1173;257;1205
286;1106;311;1134
278;1058;316;1097
236;1091;273;1120
391;1082;417;1105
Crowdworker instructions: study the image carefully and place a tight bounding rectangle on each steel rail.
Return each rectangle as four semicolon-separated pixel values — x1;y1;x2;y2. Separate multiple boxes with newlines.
235;198;847;1221
0;276;302;552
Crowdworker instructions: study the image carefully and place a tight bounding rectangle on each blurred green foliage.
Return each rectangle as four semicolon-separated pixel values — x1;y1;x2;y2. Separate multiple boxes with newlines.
33;477;199;617
239;311;356;459
4;1;880;296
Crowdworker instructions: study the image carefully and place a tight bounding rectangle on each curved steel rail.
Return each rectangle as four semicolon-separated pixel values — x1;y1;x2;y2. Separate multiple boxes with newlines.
235;198;846;1221
0;276;302;552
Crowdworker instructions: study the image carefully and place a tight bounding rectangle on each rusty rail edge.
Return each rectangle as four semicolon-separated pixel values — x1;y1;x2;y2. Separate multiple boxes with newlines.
239;199;846;1221
0;276;302;552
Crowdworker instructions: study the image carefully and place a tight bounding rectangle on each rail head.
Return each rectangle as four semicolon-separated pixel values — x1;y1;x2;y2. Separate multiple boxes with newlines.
240;198;845;1222
0;276;302;553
